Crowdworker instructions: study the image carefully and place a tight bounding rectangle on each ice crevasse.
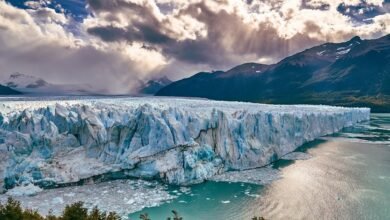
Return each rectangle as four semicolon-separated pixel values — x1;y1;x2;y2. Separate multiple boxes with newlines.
0;97;370;191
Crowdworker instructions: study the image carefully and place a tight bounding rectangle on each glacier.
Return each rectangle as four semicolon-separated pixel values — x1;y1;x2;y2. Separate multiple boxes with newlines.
0;97;370;192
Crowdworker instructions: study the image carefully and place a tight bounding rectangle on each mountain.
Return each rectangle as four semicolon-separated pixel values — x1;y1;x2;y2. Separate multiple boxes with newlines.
137;76;172;95
156;34;390;112
0;84;21;95
1;72;98;95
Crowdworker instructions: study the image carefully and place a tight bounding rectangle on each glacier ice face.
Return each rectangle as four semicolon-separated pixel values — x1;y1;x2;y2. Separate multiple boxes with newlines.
0;97;370;190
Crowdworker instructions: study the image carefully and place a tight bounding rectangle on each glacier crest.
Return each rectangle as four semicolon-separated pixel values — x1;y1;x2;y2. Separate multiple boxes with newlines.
0;97;370;190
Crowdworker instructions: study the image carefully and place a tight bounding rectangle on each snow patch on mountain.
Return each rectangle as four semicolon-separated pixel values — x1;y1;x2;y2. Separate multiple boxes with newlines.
4;73;49;88
1;73;98;95
336;48;351;55
316;50;326;56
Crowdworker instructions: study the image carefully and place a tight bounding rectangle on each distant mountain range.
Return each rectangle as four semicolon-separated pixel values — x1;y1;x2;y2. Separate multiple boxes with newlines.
0;73;173;96
136;76;172;95
1;73;98;95
157;34;390;112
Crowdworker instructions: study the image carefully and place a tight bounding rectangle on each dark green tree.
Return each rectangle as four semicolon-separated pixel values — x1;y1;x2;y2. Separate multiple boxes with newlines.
45;210;59;220
0;197;266;220
105;212;121;220
0;197;43;220
0;197;23;220
61;202;88;220
167;210;182;220
139;213;151;220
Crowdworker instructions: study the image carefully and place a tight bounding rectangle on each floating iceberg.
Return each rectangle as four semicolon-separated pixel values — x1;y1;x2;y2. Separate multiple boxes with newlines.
0;179;175;218
5;183;43;197
281;152;313;160
0;97;370;190
210;167;281;185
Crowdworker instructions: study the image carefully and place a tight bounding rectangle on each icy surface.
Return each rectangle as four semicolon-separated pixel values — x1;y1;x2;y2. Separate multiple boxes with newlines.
0;96;370;189
210;167;281;185
5;183;43;197
281;152;313;160
0;179;175;218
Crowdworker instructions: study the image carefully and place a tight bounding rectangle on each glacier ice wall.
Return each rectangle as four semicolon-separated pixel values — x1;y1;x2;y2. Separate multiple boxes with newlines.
0;97;370;190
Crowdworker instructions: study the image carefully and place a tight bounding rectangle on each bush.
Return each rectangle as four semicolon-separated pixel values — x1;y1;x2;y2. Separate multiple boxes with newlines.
166;210;183;220
0;197;44;220
0;197;266;220
0;198;120;220
62;202;88;220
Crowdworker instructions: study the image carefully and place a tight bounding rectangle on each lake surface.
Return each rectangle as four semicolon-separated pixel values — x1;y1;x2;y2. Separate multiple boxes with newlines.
129;114;390;220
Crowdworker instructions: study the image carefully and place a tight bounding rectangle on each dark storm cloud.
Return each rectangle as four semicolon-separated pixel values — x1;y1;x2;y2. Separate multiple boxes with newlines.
337;1;389;23
158;3;283;66
87;24;172;44
85;0;322;67
172;2;292;62
86;0;175;45
87;0;137;12
1;0;389;93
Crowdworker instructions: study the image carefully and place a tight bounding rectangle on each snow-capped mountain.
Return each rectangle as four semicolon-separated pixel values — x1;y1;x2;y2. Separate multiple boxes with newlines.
157;34;390;112
1;72;97;95
4;73;49;89
137;76;172;95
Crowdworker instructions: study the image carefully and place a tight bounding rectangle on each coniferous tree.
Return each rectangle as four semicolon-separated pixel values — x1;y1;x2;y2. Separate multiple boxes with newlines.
139;213;151;220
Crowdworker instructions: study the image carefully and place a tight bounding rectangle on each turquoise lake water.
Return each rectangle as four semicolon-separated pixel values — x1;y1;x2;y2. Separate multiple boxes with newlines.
129;114;390;220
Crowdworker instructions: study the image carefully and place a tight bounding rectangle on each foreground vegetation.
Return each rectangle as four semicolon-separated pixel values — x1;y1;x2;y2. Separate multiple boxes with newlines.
0;198;265;220
0;198;120;220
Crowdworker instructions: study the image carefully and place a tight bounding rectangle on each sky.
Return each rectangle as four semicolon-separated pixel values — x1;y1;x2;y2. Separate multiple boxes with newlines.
0;0;389;94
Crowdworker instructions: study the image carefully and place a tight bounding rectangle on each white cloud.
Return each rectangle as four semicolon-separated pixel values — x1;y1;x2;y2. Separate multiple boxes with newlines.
0;0;388;92
0;1;167;93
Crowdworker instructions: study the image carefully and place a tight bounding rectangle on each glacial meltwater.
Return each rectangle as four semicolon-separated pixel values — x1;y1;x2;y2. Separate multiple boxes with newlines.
129;114;390;220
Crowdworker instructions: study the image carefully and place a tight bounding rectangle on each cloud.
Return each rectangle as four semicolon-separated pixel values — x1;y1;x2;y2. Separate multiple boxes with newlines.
1;0;389;93
84;0;389;73
337;0;389;23
0;1;166;94
84;0;206;43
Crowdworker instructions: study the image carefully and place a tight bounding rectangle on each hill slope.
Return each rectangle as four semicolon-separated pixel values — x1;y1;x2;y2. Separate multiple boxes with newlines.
137;76;172;95
0;84;21;95
157;35;390;112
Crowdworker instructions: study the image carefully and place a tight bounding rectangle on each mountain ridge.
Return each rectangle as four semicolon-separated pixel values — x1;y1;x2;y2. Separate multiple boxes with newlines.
156;34;390;112
1;72;99;95
137;76;172;95
0;84;21;95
